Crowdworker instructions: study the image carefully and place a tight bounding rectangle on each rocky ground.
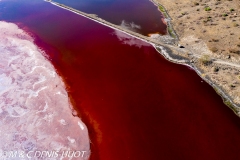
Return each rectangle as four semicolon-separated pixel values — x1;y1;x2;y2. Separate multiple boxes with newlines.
154;0;240;115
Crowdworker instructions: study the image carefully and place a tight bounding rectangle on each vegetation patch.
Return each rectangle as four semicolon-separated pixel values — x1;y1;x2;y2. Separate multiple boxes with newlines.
168;27;176;38
158;5;165;12
210;47;218;53
213;86;238;114
224;100;238;113
194;2;199;6
158;5;176;39
200;54;213;66
233;23;239;27
223;13;228;17
204;7;211;11
214;67;219;72
158;5;167;17
229;48;240;54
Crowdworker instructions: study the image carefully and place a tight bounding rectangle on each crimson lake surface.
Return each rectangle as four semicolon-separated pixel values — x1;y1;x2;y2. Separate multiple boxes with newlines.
1;0;240;160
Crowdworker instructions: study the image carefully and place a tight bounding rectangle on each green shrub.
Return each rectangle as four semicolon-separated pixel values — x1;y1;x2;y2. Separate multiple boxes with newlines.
158;6;165;12
200;54;213;65
224;100;237;113
168;27;176;38
214;67;219;72
223;13;228;17
205;7;211;11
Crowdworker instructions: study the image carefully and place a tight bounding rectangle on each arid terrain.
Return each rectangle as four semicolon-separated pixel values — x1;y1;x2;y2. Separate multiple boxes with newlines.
153;0;240;115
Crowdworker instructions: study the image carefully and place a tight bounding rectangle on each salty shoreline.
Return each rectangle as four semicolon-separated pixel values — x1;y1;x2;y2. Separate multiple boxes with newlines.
154;45;239;115
47;0;240;116
152;0;240;116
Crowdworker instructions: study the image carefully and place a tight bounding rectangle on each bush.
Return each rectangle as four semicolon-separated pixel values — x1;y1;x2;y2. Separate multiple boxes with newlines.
158;6;165;12
224;100;237;113
223;13;228;17
205;7;211;11
200;54;213;65
208;16;212;20
212;39;219;42
194;2;199;5
210;47;218;52
168;27;176;38
214;67;219;72
233;23;239;27
229;48;240;54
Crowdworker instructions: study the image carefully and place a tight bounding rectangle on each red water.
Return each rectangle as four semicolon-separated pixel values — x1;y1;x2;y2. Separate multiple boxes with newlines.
54;0;167;35
2;1;240;160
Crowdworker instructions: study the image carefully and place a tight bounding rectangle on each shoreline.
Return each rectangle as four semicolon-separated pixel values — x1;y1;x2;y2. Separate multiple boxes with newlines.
153;46;239;117
151;0;240;116
150;0;179;40
47;0;240;117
